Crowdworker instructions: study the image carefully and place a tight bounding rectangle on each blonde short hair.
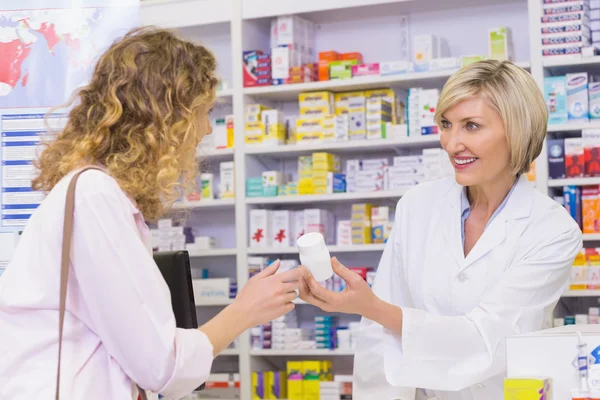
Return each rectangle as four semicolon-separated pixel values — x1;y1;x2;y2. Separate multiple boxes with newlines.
434;60;547;175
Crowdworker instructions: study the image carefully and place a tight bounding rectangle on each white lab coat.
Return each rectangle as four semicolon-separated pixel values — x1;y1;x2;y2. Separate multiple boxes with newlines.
353;176;582;400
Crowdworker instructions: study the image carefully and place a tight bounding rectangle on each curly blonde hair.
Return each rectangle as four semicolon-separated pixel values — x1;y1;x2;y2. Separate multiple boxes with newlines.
32;27;218;221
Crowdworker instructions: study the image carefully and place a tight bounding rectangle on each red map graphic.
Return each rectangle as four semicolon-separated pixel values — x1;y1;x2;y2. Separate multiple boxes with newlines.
0;40;32;90
36;22;60;53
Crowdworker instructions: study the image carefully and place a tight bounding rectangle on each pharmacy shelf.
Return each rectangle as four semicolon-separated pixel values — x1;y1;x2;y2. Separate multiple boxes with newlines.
140;0;232;28
244;136;440;157
217;88;234;98
584;234;600;241
195;298;234;307
242;0;401;19
243;61;530;102
250;349;355;356
219;348;240;356
547;177;600;187
197;148;235;159
187;248;238;257
247;244;386;255
542;56;600;69
172;198;236;210
562;290;600;298
547;121;600;133
245;190;405;205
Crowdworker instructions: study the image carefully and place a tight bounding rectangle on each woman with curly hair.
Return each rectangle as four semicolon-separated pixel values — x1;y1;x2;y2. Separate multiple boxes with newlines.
0;27;301;399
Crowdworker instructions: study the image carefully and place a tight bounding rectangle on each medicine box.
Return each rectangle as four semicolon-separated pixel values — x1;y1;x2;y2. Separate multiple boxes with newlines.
503;378;551;400
299;91;334;109
200;173;214;199
379;60;412;76
565;137;584;177
304;209;334;245
250;209;272;247
544;76;568;125
271;210;293;247
413;34;440;72
566;72;589;121
219;161;235;198
582;185;600;233
564;185;582;228
192;278;230;302
488;27;513;61
547;139;566;179
287;361;304;400
590;82;600;120
583;129;600;176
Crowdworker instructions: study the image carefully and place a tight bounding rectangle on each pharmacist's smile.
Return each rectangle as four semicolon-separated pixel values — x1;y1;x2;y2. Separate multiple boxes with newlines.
453;156;479;170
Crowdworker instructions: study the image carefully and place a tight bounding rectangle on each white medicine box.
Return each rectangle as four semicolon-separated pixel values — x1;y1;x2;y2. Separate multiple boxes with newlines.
250;209;272;247
271;210;293;247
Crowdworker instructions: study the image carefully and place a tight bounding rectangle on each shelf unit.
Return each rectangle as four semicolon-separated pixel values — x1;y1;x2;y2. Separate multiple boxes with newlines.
187;248;238;257
142;0;577;398
172;198;235;210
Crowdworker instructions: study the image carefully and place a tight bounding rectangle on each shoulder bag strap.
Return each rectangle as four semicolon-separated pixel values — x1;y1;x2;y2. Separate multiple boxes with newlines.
55;166;148;400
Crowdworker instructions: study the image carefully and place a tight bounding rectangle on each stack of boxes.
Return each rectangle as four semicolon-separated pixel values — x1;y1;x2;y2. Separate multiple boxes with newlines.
312;152;342;195
244;105;287;146
593;0;600;49
270;15;316;85
422;148;454;181
296;91;349;142
153;219;185;252
315;316;338;350
337;205;393;245
351;203;374;245
346;158;388;193
569;248;600;292
548;130;600;181
408;88;440;136
544;72;600;125
329;52;363;80
249;208;333;248
252;371;287;399
335;91;366;140
385;155;425;192
287;361;333;400
298;155;314;194
366;97;393;140
541;0;593;59
243;50;272;87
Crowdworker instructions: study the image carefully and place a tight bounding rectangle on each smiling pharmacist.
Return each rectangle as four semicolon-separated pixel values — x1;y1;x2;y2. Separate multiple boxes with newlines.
299;60;583;400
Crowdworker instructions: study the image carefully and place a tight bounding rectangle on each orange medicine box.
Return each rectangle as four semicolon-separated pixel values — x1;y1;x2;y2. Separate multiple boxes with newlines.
318;51;340;81
582;185;600;233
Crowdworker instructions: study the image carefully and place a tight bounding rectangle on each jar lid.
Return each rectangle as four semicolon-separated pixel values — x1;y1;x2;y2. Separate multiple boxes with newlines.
297;232;326;255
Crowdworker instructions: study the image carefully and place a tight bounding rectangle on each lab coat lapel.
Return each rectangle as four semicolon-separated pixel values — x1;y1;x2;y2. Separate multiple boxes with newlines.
440;183;465;268
462;176;533;269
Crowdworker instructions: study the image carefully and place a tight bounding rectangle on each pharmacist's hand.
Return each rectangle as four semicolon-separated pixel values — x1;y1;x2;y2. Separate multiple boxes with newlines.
301;257;376;316
233;259;302;328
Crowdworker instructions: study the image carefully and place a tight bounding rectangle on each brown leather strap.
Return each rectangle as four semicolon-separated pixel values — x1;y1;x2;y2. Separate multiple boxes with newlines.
55;167;147;400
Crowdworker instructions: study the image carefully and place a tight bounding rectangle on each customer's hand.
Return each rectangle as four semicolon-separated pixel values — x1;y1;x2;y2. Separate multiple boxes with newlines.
233;260;302;327
300;257;376;316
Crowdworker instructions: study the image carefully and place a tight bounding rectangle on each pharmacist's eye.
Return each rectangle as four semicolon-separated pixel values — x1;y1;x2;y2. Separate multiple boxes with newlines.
440;119;451;129
466;122;479;131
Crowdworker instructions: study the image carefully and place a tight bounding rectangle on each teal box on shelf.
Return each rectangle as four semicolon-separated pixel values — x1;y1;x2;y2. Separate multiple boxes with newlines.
262;186;278;197
246;177;264;197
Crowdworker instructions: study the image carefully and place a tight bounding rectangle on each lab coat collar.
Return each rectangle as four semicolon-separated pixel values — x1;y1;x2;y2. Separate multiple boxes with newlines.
442;175;533;271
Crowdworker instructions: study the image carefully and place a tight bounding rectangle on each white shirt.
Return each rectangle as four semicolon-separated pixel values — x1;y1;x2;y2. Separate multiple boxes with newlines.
0;169;213;400
353;176;582;400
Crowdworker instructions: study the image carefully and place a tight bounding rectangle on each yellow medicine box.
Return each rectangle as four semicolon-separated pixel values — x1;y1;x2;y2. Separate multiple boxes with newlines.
244;122;265;145
298;91;334;108
286;361;304;400
503;378;551;400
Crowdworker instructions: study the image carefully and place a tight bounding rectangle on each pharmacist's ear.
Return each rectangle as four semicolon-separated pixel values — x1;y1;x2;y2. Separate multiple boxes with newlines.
331;257;358;284
256;259;280;278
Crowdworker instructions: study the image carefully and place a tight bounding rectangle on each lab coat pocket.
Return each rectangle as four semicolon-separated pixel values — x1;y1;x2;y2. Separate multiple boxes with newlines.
353;320;416;400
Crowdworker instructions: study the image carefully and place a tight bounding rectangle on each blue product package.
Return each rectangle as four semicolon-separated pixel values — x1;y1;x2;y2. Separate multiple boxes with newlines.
567;72;589;121
420;125;439;135
564;185;582;228
332;173;346;193
545;76;568;124
548;139;566;179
